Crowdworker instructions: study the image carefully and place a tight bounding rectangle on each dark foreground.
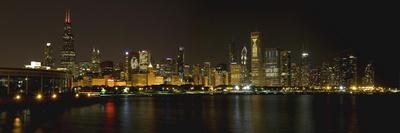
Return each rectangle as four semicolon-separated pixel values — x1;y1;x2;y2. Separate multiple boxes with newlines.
1;95;399;133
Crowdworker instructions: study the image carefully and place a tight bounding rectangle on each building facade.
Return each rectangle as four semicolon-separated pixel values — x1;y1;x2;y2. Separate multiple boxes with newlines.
264;48;281;87
250;32;264;86
60;9;77;77
43;42;55;69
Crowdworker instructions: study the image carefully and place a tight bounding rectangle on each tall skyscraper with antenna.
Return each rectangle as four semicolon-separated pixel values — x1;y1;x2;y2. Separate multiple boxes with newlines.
60;9;77;76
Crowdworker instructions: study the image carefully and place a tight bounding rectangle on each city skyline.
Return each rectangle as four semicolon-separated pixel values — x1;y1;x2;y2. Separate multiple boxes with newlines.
0;0;398;87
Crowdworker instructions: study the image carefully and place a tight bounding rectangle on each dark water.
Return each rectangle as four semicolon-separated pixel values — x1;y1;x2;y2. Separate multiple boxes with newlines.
1;95;399;133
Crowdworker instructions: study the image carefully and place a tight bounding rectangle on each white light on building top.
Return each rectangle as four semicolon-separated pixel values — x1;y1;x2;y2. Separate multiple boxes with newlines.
46;43;51;46
24;61;42;69
302;52;309;58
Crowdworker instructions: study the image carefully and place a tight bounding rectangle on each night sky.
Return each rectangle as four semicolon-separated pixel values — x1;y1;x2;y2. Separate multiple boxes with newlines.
0;0;398;87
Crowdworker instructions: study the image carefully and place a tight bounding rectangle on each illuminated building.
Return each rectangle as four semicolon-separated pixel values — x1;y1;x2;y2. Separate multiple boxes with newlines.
78;61;91;78
183;64;192;84
309;68;322;88
100;61;114;77
132;73;147;86
113;62;125;80
280;51;292;86
250;32;264;86
320;62;339;87
124;51;130;81
336;55;358;89
24;61;46;69
291;63;301;87
60;9;77;77
362;63;374;87
177;46;184;80
202;62;212;86
192;64;202;85
128;51;140;76
171;75;182;86
240;46;250;86
214;64;229;86
160;58;176;84
229;63;241;86
139;50;151;73
43;42;55;69
300;48;310;87
0;68;71;97
90;47;101;76
264;48;281;87
147;63;155;85
228;41;236;63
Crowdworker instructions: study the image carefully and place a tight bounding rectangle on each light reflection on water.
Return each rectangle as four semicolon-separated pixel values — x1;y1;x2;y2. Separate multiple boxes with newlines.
0;95;398;133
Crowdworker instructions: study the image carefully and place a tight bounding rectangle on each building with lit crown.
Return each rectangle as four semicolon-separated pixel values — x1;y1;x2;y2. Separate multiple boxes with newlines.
250;32;264;86
60;9;77;77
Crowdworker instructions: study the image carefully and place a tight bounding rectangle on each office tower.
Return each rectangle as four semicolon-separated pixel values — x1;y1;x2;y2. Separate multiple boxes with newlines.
240;46;250;86
43;42;55;69
336;55;357;89
300;48;310;87
160;58;176;84
139;50;151;73
183;64;192;84
78;61;91;78
228;41;236;63
280;51;292;86
264;48;281;87
229;63;241;86
192;64;202;85
214;64;229;86
250;32;263;86
309;68;321;88
101;61;114;76
177;46;185;80
124;51;130;80
60;9;77;76
291;63;301;87
90;47;101;75
203;62;212;86
362;63;374;87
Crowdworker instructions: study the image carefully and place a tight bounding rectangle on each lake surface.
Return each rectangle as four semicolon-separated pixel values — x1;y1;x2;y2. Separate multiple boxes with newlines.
1;95;399;133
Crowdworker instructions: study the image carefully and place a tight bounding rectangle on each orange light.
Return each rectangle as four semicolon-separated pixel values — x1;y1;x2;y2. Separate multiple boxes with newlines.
75;93;79;98
36;94;42;100
15;95;21;100
52;94;57;99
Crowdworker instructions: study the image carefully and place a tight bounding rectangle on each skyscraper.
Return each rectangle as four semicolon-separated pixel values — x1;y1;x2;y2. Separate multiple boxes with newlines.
139;50;151;73
250;32;263;86
229;62;241;86
300;48;310;87
124;51;130;81
228;41;236;64
60;9;76;76
240;46;250;86
100;61;114;76
90;47;101;75
337;55;358;89
280;50;292;86
203;62;212;87
177;46;184;80
43;42;55;69
362;63;374;87
264;48;281;86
